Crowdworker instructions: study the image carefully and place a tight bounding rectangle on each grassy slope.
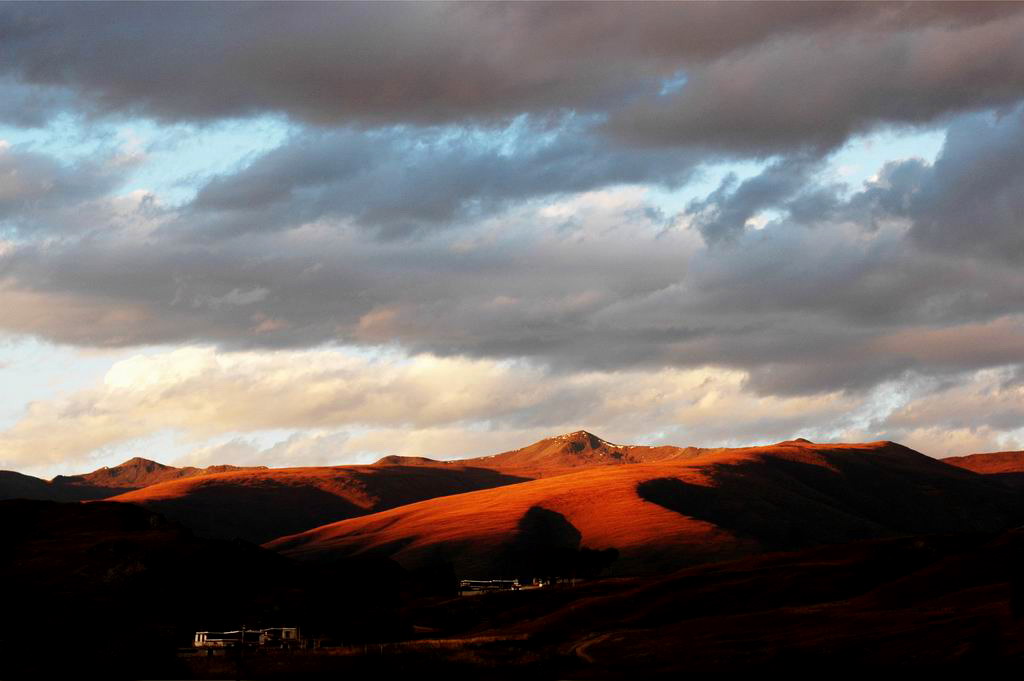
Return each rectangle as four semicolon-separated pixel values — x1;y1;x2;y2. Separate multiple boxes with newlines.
267;440;1023;576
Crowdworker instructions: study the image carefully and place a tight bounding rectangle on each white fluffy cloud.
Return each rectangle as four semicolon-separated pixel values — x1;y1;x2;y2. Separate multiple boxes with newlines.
0;344;874;473
6;343;1021;475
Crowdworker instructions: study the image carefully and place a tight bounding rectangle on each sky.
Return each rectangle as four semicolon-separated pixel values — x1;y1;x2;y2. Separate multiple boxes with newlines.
2;2;1024;478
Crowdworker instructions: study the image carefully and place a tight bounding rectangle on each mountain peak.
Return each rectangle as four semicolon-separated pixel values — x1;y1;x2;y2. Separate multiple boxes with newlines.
471;430;638;469
115;457;171;470
549;430;617;448
56;456;181;488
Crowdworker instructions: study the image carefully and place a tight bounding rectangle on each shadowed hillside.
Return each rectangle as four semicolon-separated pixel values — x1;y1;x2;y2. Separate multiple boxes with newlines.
267;440;1024;576
0;470;61;500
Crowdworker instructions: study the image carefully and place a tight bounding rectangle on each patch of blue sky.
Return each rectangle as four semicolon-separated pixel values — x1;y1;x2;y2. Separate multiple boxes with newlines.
321;342;416;368
827;125;946;194
0;114;294;206
123;116;293;204
423;112;596;159
0;112;108;157
658;70;687;97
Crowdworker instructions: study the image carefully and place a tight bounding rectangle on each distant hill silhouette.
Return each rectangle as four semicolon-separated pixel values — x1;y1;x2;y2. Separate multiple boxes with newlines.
0;457;264;502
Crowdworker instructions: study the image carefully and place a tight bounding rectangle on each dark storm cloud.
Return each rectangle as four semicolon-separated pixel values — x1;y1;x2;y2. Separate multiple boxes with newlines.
184;101;1024;246
884;110;1024;263
1;2;1022;155
187;120;700;238
821;108;1024;265
4;130;1024;399
680;106;1024;260
0;211;693;350
607;10;1024;154
3;3;1024;404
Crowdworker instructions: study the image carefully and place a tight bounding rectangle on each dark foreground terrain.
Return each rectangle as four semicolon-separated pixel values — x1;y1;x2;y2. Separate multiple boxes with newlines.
189;532;1024;679
5;499;1024;679
0;500;414;679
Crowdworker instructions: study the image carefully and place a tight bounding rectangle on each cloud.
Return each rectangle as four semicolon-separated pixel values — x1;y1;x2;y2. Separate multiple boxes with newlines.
608;12;1024;154
0;22;1023;407
173;431;352;469
5;342;1020;474
868;366;1024;457
0;344;872;472
0;79;76;128
888;427;1017;459
0;143;131;228
0;345;544;468
187;119;700;238
0;3;1021;156
684;155;821;244
880;366;1024;434
0;186;702;350
2;4;1024;475
852;109;1024;264
3;149;1024;402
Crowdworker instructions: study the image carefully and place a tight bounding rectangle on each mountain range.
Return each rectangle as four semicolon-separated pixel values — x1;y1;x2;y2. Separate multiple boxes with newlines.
5;431;1024;576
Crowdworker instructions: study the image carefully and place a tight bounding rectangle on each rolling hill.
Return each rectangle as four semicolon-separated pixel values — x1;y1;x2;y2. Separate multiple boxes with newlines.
107;463;531;544
944;450;1024;474
944;450;1024;489
267;439;1024;576
101;431;711;543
